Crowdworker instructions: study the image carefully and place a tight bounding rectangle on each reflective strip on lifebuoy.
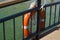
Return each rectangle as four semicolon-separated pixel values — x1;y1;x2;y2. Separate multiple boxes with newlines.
24;27;29;38
24;26;28;29
40;19;45;22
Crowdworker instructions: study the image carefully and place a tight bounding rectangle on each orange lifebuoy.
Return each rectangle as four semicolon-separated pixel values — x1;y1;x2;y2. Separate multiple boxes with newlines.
23;2;45;38
40;9;45;31
23;7;36;38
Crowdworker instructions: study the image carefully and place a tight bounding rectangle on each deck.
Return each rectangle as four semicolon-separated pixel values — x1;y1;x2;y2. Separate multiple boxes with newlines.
40;25;60;40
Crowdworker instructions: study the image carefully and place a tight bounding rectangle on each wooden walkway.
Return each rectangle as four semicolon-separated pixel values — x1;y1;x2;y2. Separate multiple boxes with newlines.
40;25;60;40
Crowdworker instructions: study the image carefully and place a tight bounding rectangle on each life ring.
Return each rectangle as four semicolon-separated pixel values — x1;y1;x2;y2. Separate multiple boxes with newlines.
23;1;45;38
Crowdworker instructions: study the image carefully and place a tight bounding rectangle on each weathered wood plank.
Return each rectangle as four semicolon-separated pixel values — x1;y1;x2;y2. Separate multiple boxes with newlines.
0;0;24;7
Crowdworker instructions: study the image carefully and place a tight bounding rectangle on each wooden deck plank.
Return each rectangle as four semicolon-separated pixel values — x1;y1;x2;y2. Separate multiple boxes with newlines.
0;0;23;7
40;25;60;40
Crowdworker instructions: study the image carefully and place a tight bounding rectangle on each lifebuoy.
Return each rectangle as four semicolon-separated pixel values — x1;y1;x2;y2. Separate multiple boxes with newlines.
23;1;45;38
40;9;45;31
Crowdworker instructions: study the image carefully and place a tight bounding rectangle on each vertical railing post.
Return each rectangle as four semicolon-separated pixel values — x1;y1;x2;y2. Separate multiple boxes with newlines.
22;15;24;40
13;18;16;40
3;22;6;40
36;0;41;40
58;5;60;22
59;5;60;22
54;5;56;24
49;6;52;26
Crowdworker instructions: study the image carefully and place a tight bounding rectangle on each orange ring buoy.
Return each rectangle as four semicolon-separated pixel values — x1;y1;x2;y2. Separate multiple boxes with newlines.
40;9;45;31
23;1;45;38
23;7;36;38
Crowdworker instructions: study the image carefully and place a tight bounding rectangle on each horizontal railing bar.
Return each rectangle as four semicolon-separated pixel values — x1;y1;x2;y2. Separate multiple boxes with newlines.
0;0;29;8
0;7;37;23
44;1;60;7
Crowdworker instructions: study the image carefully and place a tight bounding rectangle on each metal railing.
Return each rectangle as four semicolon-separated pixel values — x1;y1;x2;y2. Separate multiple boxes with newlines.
25;1;60;40
0;0;60;40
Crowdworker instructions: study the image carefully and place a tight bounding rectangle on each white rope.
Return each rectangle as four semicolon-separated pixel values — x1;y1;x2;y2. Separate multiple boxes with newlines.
40;0;46;9
29;0;47;9
29;1;36;9
24;26;28;29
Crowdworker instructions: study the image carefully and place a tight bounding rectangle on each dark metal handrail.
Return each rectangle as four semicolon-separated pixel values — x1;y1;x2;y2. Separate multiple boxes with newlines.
0;1;60;40
44;1;60;7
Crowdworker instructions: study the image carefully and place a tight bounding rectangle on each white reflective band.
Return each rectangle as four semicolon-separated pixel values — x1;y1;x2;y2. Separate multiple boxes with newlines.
40;19;45;22
24;26;28;29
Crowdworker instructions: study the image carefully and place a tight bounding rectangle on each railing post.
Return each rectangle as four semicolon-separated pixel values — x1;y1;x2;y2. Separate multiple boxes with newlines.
58;5;60;22
3;22;6;40
36;0;41;40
